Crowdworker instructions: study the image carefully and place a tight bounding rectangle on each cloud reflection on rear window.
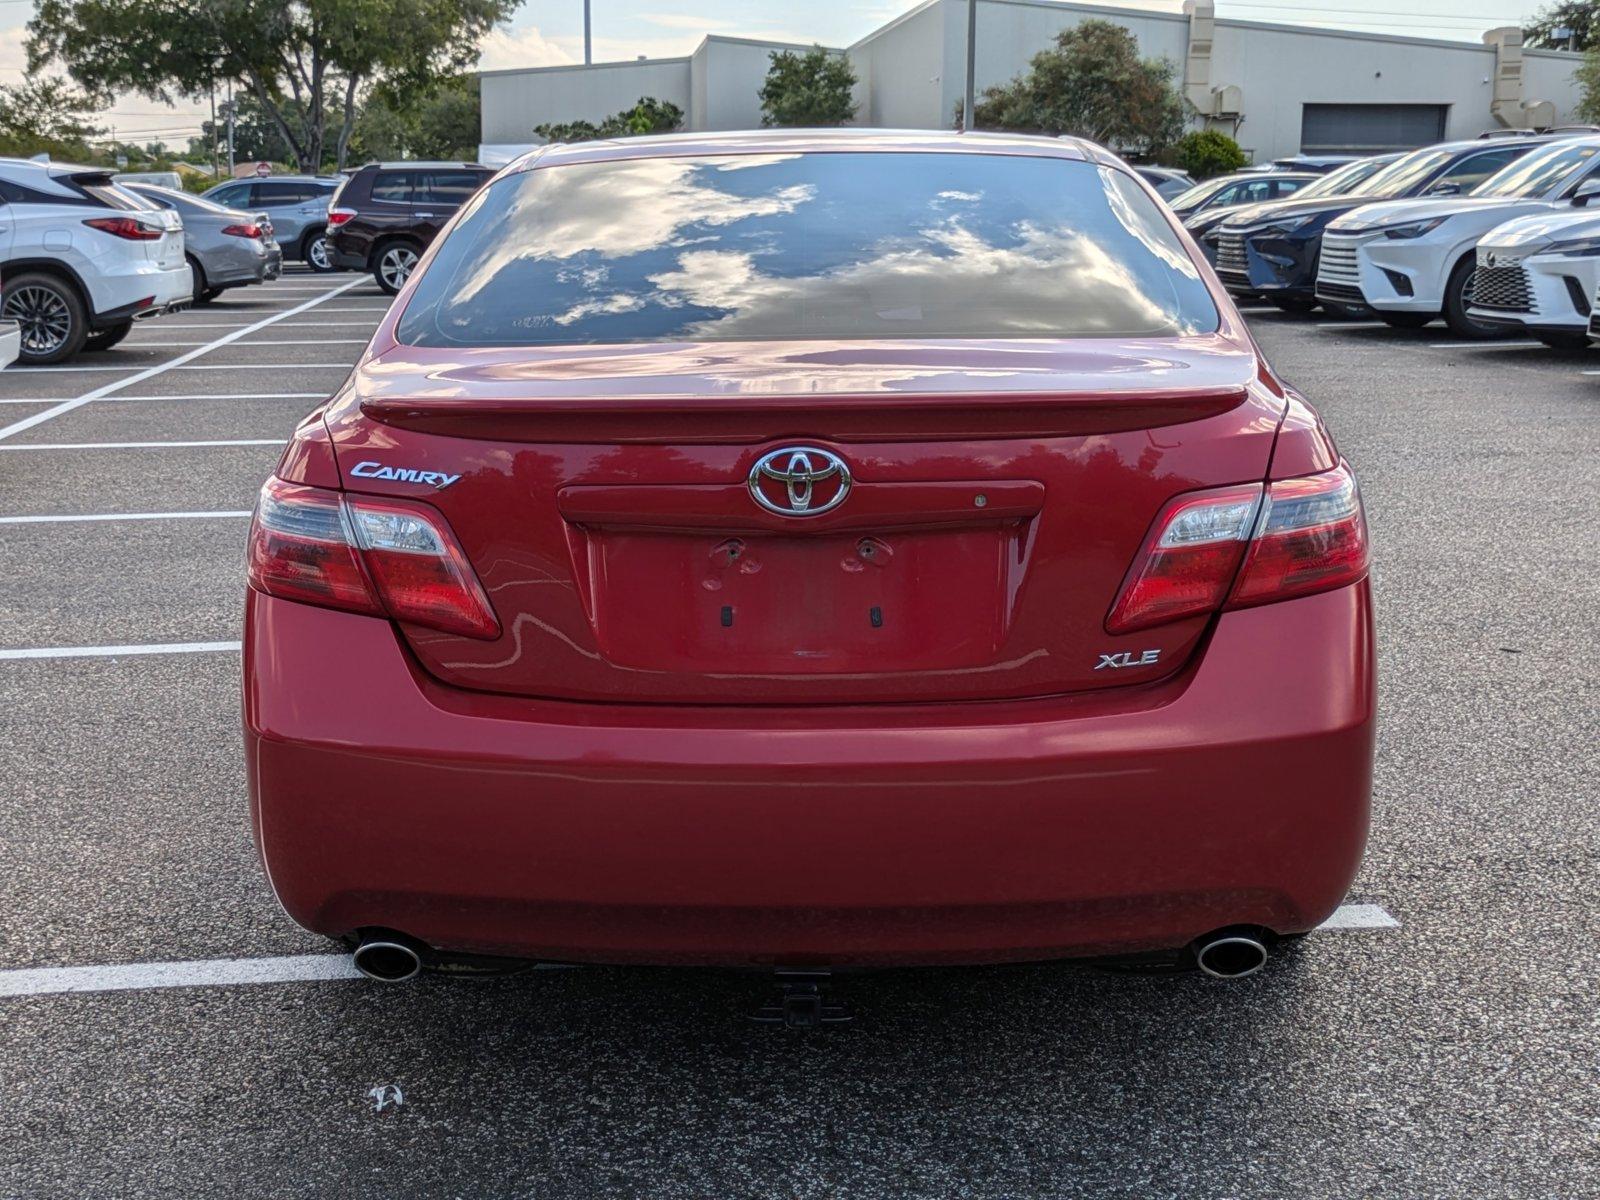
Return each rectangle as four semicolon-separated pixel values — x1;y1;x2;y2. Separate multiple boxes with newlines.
396;151;1219;346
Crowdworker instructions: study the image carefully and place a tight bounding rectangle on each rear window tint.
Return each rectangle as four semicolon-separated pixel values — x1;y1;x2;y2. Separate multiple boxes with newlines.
415;170;485;206
370;171;413;203
257;181;320;203
397;152;1218;346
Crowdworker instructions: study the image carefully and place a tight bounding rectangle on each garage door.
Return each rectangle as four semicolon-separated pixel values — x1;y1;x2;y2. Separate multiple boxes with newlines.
1301;104;1448;153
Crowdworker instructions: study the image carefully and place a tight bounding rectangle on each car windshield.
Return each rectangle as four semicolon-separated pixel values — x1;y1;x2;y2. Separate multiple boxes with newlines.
396;152;1219;346
1471;141;1600;197
1169;175;1238;209
1295;156;1394;199
1356;148;1457;199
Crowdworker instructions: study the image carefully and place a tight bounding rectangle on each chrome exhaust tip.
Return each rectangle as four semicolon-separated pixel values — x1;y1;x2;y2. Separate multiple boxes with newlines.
1193;932;1269;980
352;934;423;982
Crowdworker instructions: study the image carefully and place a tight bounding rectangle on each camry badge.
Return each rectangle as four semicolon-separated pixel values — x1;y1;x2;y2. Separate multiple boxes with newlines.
350;460;461;489
747;446;852;516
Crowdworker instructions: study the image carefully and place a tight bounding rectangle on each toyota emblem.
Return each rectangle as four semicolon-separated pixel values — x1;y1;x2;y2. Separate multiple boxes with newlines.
747;446;852;516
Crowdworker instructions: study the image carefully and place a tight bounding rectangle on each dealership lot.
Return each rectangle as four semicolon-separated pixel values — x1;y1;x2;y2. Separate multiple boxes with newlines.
0;278;1595;1198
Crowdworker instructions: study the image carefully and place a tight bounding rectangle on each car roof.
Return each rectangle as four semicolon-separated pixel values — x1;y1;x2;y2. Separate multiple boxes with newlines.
515;128;1104;173
356;161;489;171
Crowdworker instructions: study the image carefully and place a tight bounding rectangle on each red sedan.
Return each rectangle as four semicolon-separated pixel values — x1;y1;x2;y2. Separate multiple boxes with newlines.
243;131;1374;984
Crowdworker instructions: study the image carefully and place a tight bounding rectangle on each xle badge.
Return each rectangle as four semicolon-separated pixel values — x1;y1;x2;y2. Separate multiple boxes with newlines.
1095;649;1161;670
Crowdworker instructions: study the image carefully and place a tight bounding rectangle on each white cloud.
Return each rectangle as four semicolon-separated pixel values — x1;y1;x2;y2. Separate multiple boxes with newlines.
477;24;575;72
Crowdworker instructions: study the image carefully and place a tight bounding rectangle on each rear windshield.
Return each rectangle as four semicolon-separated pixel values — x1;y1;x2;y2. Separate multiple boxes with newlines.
395;152;1218;346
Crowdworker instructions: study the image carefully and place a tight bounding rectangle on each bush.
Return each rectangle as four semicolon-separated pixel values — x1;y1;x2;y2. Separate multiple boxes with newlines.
970;20;1184;151
536;97;683;143
1167;129;1247;180
759;45;857;127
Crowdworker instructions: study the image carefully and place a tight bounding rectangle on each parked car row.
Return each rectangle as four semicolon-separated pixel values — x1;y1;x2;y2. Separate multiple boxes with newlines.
199;161;496;295
0;153;503;367
1171;132;1600;347
0;157;292;364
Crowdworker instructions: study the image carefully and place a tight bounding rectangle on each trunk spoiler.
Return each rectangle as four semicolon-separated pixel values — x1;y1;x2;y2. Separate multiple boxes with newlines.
359;387;1249;444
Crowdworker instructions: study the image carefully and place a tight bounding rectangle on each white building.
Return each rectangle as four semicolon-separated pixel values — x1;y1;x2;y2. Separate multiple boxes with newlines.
478;0;1585;164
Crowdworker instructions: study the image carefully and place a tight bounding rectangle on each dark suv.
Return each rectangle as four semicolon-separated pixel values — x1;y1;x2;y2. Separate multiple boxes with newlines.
328;162;494;294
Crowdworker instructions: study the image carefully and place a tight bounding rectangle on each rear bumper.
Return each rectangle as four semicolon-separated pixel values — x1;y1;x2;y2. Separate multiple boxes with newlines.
244;583;1376;967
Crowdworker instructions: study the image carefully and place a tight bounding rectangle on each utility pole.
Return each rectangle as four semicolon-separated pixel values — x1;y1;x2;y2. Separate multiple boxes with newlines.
584;0;592;65
963;0;977;131
222;82;236;175
209;83;219;179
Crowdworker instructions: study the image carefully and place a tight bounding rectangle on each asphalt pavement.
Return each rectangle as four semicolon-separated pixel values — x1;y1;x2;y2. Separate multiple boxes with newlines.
0;274;1594;1199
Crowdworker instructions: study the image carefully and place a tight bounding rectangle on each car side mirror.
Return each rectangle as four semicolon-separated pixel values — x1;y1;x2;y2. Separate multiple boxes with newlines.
1426;181;1461;196
1573;177;1600;207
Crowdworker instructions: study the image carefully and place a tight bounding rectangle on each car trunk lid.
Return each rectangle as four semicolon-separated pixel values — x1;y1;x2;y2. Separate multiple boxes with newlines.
325;336;1284;705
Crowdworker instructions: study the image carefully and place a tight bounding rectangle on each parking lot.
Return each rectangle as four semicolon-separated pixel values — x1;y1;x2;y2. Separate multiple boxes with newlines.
0;272;1595;1198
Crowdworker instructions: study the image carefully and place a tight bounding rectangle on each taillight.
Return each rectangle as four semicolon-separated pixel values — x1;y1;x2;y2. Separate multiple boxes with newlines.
327;208;356;227
1107;484;1262;634
1107;462;1368;634
82;217;162;241
247;477;498;639
221;223;263;239
1228;463;1368;608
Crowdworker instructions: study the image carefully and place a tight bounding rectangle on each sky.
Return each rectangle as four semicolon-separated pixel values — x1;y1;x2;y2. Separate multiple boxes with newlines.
0;0;1551;151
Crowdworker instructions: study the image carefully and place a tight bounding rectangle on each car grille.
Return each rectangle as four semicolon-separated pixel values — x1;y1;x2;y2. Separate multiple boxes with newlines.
1470;263;1535;314
1315;236;1365;305
1215;231;1249;287
1317;238;1361;286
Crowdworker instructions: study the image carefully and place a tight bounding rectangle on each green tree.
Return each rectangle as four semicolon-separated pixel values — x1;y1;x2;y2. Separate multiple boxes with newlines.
970;20;1184;150
0;78;103;159
197;91;297;166
352;75;480;161
535;97;683;143
1166;129;1247;179
758;45;857;127
1576;48;1600;122
27;0;520;173
1523;1;1599;50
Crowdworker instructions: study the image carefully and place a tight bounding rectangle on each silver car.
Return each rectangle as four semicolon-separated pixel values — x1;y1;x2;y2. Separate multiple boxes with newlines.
201;175;341;272
125;183;282;304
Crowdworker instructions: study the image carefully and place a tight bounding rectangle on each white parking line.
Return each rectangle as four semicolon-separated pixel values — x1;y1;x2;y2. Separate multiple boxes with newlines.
1427;340;1541;349
1317;321;1390;330
122;339;368;348
0;955;363;996
0;439;283;451
0;903;1399;998
5;363;354;374
0;510;251;525
142;321;378;329
0;394;324;405
1317;903;1400;930
0;278;364;442
0;640;242;660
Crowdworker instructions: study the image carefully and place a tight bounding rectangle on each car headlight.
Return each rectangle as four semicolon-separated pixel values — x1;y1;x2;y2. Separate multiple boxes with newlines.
1380;217;1447;240
1542;235;1600;258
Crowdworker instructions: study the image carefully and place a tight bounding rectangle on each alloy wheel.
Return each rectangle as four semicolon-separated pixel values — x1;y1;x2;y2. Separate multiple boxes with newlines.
3;284;73;355
307;236;331;271
380;245;419;290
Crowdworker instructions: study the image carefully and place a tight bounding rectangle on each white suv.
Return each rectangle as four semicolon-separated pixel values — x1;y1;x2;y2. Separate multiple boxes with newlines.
1316;137;1600;337
1466;209;1600;349
0;158;191;364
